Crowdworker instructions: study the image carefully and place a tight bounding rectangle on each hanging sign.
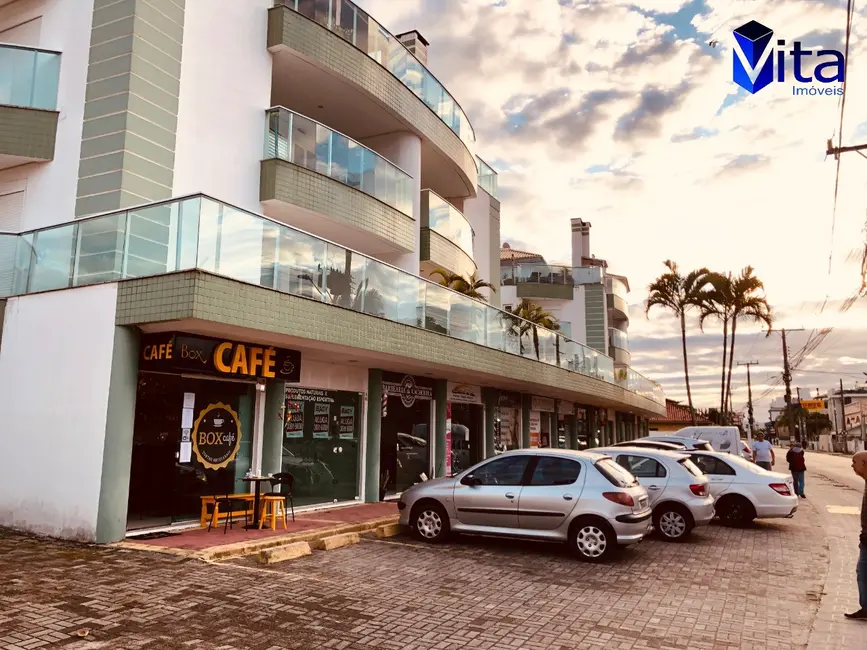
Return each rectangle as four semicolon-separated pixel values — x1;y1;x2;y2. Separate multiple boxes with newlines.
382;373;433;407
313;403;331;439
497;390;522;409
192;402;242;470
285;400;304;438
339;405;356;440
447;382;482;405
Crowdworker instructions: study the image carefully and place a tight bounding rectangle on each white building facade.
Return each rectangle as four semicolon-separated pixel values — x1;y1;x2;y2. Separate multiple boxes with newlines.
0;0;664;544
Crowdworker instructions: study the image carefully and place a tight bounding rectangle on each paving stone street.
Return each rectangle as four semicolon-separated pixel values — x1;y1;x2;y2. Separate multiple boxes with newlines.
1;450;865;650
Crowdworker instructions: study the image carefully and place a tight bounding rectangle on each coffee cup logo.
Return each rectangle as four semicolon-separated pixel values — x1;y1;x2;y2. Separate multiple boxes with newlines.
192;402;242;470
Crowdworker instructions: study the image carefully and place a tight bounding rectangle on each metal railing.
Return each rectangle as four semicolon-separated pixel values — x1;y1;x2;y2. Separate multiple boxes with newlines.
0;43;61;110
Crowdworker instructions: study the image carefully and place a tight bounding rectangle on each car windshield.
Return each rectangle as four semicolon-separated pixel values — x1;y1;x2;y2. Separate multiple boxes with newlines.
595;458;639;487
678;458;704;477
709;453;760;472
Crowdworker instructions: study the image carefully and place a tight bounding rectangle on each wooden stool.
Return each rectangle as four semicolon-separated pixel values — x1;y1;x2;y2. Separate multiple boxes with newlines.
258;495;288;530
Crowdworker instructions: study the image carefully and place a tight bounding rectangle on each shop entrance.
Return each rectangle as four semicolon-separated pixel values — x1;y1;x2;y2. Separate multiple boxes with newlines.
127;373;255;530
379;373;434;497
449;402;484;474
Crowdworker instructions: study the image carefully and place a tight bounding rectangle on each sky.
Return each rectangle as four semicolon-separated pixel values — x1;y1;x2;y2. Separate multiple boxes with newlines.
354;0;867;421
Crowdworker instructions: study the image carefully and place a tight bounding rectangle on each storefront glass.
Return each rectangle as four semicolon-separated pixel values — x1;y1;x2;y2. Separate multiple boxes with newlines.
447;382;484;475
494;391;522;454
282;387;361;506
380;373;434;496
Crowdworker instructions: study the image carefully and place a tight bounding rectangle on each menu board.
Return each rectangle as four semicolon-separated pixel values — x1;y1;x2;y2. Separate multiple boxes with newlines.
338;405;355;440
313;403;331;439
285;401;304;438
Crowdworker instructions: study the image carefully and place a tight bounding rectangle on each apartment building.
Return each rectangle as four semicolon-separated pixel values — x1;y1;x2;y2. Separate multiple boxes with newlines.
0;0;665;544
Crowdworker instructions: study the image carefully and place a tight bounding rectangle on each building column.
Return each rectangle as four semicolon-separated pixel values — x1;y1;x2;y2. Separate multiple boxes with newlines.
521;394;532;448
262;381;285;476
434;379;447;478
483;388;497;458
364;369;383;502
566;413;578;450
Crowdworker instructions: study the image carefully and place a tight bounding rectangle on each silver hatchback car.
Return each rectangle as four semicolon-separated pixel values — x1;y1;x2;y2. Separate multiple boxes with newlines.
397;449;653;562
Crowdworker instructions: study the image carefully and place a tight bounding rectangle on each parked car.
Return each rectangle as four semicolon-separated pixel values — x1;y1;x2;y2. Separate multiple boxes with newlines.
687;451;798;525
634;436;714;452
398;449;653;563
674;426;744;457
593;447;714;542
611;440;687;451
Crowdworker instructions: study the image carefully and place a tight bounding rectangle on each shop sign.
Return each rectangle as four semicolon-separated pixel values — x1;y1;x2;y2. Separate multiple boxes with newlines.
312;403;330;439
286;387;336;403
558;401;576;416
497;390;522;409
339;406;355;440
800;399;824;412
529;411;542;448
445;402;453;477
140;333;301;382
192;402;242;470
447;381;482;405
531;396;555;412
382;373;433;407
285;400;304;438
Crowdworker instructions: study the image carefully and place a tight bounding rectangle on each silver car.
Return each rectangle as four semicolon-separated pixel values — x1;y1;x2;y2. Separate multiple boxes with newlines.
397;449;653;563
593;447;715;542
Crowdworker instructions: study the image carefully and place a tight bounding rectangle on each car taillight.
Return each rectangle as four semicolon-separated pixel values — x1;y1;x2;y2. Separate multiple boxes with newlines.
689;484;708;497
603;492;635;507
743;446;751;454
769;483;791;496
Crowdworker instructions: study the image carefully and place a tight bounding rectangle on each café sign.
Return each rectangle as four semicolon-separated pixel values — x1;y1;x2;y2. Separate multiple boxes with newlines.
140;333;301;382
192;402;242;470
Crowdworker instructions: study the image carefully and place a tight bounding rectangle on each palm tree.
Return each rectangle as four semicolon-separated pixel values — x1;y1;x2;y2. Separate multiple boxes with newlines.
724;267;773;416
699;272;734;419
646;260;711;425
505;299;559;360
429;268;496;301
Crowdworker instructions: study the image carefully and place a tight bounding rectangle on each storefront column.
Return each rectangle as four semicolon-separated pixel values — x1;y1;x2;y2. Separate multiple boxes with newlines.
364;369;383;503
434;379;447;478
482;388;496;458
250;383;267;475
566;413;578;450
262;381;285;476
521;394;532;448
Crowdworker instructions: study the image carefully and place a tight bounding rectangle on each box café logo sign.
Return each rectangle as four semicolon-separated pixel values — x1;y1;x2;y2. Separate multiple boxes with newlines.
192;402;242;470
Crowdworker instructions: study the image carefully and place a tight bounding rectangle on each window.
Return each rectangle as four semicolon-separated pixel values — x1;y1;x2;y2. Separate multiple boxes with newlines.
616;454;667;478
470;455;529;486
678;458;704;477
529;456;581;486
595;458;638;487
503;304;513;312
689;454;736;476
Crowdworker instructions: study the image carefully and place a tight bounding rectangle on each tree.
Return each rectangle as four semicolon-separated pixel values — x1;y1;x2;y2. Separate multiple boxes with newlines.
429;269;496;301
724;267;773;416
505;299;559;360
699;272;734;419
646;261;711;425
325;248;384;315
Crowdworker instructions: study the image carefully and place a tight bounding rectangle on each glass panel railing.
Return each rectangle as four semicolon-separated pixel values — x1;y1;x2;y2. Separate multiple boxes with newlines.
609;327;628;351
265;107;413;217
501;264;604;287
275;0;475;156
422;190;473;258
573;266;604;285
1;194;663;404
0;44;61;111
608;275;629;300
477;157;498;198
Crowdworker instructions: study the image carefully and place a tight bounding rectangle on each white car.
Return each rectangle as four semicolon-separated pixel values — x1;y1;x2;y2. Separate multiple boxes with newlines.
593;447;715;542
687;451;798;525
633;436;714;452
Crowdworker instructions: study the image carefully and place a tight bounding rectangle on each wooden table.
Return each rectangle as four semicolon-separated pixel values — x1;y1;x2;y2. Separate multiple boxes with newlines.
241;476;274;529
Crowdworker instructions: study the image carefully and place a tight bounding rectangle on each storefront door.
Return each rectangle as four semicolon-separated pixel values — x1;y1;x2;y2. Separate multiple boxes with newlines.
447;382;484;474
494;391;522;454
379;373;434;496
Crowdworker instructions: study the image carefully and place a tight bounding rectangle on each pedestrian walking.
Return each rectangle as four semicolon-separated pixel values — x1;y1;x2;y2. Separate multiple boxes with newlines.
785;440;807;498
845;450;867;620
752;432;775;470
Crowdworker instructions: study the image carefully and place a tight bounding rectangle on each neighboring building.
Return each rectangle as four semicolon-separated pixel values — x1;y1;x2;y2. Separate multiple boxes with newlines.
0;0;665;544
648;400;712;432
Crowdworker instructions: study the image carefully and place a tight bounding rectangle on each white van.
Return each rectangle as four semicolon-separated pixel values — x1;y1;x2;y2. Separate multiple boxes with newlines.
674;426;749;459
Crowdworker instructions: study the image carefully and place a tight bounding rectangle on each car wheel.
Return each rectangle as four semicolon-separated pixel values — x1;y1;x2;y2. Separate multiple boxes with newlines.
569;517;616;563
653;505;692;542
410;501;450;543
718;495;755;527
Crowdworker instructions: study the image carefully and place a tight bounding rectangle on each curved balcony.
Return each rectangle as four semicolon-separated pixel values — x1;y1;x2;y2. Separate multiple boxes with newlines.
420;190;475;279
608;327;630;365
261;107;415;255
607;274;629;324
0;193;666;412
0;44;61;169
267;0;478;198
477;157;498;199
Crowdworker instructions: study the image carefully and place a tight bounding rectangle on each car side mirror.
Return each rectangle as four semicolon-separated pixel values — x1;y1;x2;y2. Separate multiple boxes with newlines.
462;474;481;487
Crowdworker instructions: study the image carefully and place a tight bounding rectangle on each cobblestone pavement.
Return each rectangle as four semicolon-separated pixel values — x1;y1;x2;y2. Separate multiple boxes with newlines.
0;459;855;650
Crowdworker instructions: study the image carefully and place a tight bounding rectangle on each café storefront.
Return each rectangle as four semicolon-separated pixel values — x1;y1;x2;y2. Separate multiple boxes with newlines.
127;332;301;530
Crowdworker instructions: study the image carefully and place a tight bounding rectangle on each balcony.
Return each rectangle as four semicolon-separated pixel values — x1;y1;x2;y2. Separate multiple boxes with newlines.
267;0;478;198
420;189;476;279
607;275;629;324
0;193;665;410
608;327;630;365
499;263;605;300
261;107;415;255
477;157;498;199
0;44;61;169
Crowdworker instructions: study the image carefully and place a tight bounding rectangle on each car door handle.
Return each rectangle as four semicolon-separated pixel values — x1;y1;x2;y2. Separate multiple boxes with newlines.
505;492;515;499
648;486;660;490
563;494;573;501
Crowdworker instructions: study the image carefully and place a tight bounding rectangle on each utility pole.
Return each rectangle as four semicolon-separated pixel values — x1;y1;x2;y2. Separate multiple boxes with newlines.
827;139;867;158
796;387;806;443
738;361;759;447
769;328;805;443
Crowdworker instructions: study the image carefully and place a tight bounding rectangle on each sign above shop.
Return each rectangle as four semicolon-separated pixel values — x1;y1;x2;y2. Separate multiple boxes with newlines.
192;402;242;470
382;373;433;408
558;401;576;416
531;396;555;413
447;381;482;405
140;333;301;382
497;390;522;410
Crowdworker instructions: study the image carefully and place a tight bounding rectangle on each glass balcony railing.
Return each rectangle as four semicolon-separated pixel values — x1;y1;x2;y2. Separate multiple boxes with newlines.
0;44;61;111
477;157;498;198
609;327;628;351
0;194;666;404
501;264;606;287
276;0;475;157
265;106;413;217
422;190;473;258
608;275;629;300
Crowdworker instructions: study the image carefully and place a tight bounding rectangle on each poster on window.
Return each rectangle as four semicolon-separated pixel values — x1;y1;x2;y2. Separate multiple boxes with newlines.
313;402;331;439
339;405;355;440
529;410;541;448
285;401;304;438
446;402;453;477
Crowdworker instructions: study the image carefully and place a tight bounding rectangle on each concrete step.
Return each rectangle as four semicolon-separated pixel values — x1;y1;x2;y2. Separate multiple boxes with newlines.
256;541;312;565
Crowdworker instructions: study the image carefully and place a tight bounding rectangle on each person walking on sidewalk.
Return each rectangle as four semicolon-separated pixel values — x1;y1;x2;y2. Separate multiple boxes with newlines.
752;432;775;471
846;450;867;620
785;440;807;498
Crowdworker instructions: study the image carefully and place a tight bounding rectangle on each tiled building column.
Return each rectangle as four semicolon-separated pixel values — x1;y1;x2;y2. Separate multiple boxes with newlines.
434;379;447;477
483;388;496;458
521;394;531;448
364;369;382;502
566;413;578;450
262;381;285;476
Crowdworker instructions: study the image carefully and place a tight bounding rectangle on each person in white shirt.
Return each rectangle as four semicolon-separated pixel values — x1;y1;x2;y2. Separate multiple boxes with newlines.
752;432;775;470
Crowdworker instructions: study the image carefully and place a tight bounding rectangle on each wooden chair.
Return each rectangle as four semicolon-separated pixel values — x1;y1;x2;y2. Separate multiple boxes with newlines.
258;472;295;529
